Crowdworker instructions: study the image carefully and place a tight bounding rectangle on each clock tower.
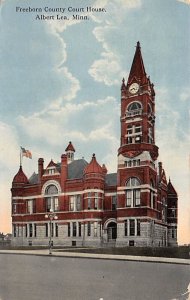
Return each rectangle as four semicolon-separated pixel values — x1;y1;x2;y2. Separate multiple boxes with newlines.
116;42;167;247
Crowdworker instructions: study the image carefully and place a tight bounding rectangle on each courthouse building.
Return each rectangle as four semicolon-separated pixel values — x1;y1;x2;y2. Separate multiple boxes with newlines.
11;42;178;247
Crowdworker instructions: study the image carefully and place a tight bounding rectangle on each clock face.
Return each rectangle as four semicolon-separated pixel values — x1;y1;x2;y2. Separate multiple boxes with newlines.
129;83;139;94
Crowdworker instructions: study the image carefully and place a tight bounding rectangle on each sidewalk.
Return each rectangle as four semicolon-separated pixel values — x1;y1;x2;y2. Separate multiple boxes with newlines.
0;249;189;265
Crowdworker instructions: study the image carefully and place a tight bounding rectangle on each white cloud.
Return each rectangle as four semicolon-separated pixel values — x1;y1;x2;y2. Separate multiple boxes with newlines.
89;26;126;85
91;0;141;24
18;96;119;171
177;0;190;4
56;67;80;101
88;0;141;86
89;51;124;86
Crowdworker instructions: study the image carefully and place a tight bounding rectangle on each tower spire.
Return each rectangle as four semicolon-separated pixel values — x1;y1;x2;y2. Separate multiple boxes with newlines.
127;41;147;84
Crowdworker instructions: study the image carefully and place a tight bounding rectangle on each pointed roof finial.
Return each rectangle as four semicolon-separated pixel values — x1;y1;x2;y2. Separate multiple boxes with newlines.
121;77;126;90
127;41;147;84
65;141;75;152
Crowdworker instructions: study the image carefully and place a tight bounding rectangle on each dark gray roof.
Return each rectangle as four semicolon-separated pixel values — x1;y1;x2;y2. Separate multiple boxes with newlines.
105;173;117;186
29;172;38;184
68;159;88;179
28;160;117;185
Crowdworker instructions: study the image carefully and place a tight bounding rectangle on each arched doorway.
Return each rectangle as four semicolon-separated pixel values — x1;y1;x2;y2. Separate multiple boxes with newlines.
107;222;117;241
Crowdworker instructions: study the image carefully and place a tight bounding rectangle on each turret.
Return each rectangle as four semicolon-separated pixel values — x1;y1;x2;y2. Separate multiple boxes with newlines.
12;166;29;187
65;141;75;163
84;153;105;191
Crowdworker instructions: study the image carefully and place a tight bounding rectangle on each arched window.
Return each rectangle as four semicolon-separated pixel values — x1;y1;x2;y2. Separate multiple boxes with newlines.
44;185;59;212
128;102;142;111
45;185;58;195
126;177;141;207
126;102;142;117
126;177;141;187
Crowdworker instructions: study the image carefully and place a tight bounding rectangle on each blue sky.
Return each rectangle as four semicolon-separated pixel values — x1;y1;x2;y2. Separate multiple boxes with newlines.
0;0;189;244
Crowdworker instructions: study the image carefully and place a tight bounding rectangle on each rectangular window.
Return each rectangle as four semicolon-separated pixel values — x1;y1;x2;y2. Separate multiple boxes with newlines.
112;195;117;210
29;224;33;237
172;227;177;239
94;222;98;237
34;224;37;237
72;222;77;237
95;193;98;210
55;223;58;237
124;220;128;236
150;191;154;208
13;224;16;237
137;220;141;236
135;136;141;143
87;222;91;236
127;137;133;144
126;190;132;207
17;225;20;237
54;197;59;211
78;222;81;237
68;223;70;237
76;195;81;211
25;224;28;237
134;190;141;206
46;198;51;212
27;200;35;214
48;168;55;175
33;200;36;213
88;198;91;210
171;208;176;218
130;220;135;236
45;223;48;237
135;126;141;133
70;196;74;211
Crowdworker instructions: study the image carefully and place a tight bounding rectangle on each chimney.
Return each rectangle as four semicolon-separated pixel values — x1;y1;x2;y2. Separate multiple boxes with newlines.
38;158;44;183
158;162;162;181
61;154;68;188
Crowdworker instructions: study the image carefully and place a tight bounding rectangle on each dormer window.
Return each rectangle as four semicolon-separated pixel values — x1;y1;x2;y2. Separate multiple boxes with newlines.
126;102;142;117
48;168;55;175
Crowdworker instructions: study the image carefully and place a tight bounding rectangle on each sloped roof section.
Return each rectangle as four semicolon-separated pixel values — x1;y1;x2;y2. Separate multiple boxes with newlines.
29;172;38;184
13;166;29;184
168;179;178;195
128;41;147;85
84;154;103;175
46;159;57;168
65;141;75;152
105;173;117;186
68;159;88;179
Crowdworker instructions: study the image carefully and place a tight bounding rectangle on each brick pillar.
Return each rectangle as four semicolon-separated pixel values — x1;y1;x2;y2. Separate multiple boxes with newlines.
61;154;68;190
38;158;44;183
